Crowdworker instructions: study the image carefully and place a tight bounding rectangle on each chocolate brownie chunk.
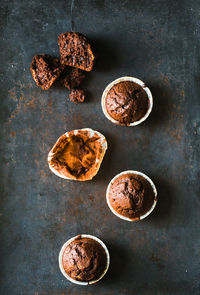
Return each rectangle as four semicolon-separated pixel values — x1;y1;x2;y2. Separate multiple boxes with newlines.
58;32;95;71
69;88;86;103
105;81;149;125
60;67;86;90
62;237;107;282
30;54;62;90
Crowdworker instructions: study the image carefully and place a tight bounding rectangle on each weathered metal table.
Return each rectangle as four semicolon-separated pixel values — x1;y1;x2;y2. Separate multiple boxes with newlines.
0;0;199;294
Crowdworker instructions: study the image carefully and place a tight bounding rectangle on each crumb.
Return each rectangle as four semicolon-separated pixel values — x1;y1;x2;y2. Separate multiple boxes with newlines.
69;88;86;103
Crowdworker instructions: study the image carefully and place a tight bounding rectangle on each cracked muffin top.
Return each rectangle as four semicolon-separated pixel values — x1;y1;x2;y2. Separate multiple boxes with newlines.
62;236;107;282
108;173;155;220
105;81;149;125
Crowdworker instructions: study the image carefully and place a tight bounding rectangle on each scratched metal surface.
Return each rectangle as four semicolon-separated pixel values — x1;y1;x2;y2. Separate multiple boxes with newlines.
0;0;200;294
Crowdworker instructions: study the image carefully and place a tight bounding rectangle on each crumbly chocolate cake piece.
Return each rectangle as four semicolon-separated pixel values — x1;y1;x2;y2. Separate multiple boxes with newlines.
108;173;155;220
62;237;107;282
69;88;86;103
58;32;95;71
105;81;149;125
30;54;62;90
60;67;86;90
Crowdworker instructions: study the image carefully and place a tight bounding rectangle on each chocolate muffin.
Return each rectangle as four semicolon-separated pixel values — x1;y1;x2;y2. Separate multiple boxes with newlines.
105;81;149;125
62;237;107;282
30;54;62;90
69;88;86;103
60;67;86;90
108;173;156;220
58;32;95;71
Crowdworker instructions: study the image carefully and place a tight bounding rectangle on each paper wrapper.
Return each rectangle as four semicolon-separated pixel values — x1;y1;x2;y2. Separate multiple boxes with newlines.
48;128;107;181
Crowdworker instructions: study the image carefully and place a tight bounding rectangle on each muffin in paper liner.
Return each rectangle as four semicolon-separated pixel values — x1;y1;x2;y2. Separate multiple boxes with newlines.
101;76;153;126
106;170;157;221
58;234;110;285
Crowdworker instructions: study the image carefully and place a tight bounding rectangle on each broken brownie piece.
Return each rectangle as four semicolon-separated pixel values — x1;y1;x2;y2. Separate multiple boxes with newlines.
60;67;86;90
58;32;95;71
30;54;62;90
69;88;86;103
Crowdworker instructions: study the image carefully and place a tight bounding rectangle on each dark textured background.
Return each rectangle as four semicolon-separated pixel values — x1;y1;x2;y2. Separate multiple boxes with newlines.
0;0;200;294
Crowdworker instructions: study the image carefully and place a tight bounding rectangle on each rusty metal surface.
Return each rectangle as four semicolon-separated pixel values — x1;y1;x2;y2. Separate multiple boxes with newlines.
0;0;200;294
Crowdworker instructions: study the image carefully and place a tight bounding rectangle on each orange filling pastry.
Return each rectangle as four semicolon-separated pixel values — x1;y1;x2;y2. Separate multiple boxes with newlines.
48;129;107;181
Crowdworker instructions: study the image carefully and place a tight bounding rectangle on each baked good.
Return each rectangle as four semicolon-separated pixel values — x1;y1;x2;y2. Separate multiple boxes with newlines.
60;67;86;90
48;128;107;181
69;88;86;103
30;54;61;90
58;32;95;71
62;236;107;282
105;81;149;125
107;172;156;220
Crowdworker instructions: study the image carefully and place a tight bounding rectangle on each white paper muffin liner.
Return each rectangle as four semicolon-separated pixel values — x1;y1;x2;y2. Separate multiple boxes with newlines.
106;170;157;221
101;76;153;126
48;128;107;181
58;234;110;285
